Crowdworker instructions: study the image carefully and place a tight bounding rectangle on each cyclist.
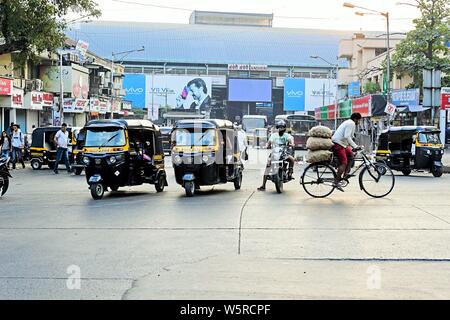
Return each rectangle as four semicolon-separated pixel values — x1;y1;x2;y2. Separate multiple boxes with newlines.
331;112;363;191
257;120;295;191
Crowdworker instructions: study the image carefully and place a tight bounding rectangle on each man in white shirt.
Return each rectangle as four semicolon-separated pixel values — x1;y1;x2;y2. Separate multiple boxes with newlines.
331;113;362;191
53;123;71;174
236;125;248;163
11;124;26;169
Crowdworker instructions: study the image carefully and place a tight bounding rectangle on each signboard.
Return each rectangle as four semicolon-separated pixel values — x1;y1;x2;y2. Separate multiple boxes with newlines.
283;78;336;111
351;95;371;117
12;88;24;108
0;77;12;95
339;100;352;118
42;92;54;107
151;75;213;114
75;40;89;57
347;81;361;98
99;100;108;114
40;65;89;98
391;88;420;107
283;78;305;111
228;64;268;71
228;78;272;102
441;87;450;110
327;104;336;120
314;107;321;120
63;98;85;113
89;98;100;112
122;100;132;110
123;74;146;108
385;102;397;115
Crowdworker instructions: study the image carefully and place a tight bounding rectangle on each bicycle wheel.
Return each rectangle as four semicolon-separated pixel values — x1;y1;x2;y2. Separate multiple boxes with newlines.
359;162;395;198
301;163;336;198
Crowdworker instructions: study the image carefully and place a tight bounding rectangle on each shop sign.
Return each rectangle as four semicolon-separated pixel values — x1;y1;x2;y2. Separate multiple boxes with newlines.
99;101;108;114
122;100;132;110
327;104;336;120
74;99;89;112
441;87;450;110
12;88;24;108
89;98;100;112
63;98;84;113
42;92;54;107
351;95;371;117
339;100;352;118
0;77;12;95
320;106;328;120
391;88;420;107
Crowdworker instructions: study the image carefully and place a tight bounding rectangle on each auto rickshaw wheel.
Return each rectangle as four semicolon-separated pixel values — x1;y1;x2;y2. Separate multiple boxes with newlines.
432;166;443;178
90;183;104;200
184;181;195;197
74;168;83;176
31;159;42;170
233;170;242;190
155;175;165;192
401;169;411;176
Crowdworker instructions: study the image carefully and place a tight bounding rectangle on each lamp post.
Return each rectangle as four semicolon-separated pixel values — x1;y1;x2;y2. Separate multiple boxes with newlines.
343;2;391;103
311;55;339;130
110;46;145;119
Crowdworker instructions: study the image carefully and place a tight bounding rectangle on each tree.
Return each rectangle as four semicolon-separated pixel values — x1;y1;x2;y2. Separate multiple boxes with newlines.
363;81;381;94
391;0;449;85
0;0;100;66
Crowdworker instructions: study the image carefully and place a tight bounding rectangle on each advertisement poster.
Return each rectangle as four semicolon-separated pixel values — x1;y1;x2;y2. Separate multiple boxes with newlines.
228;78;272;103
0;77;12;95
283;78;336;111
351;95;371;117
441;87;450;110
123;74;213;115
41;65;89;99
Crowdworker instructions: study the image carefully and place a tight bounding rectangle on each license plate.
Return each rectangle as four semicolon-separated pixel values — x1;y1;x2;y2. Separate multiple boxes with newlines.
95;159;101;165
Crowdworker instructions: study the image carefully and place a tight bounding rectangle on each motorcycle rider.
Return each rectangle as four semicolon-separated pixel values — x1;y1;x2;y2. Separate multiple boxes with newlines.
257;120;295;191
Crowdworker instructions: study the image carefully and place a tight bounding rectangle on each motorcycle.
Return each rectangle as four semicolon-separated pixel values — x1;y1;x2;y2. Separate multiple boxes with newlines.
0;156;12;197
267;145;294;193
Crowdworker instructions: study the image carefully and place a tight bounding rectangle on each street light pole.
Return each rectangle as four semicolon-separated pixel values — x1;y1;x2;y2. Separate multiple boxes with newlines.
59;51;64;125
311;55;339;130
110;47;145;120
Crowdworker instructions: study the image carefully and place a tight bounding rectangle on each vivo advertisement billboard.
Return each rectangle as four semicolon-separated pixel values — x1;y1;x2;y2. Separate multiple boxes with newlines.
284;78;305;111
283;78;336;111
228;78;272;102
123;74;146;108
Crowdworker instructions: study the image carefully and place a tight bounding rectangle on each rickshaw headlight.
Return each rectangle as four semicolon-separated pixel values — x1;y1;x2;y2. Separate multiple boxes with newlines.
426;150;431;155
202;155;209;163
82;156;90;165
110;156;117;164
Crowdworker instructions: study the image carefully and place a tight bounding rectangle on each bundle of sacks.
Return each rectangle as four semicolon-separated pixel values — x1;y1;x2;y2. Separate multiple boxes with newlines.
306;126;334;163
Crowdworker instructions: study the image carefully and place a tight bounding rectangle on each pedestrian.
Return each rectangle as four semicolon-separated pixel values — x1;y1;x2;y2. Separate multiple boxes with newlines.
11;124;26;169
6;122;14;136
53;123;71;174
1;131;12;168
237;125;248;162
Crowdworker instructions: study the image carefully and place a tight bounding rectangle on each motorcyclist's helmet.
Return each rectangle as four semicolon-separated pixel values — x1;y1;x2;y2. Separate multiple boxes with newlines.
275;120;287;130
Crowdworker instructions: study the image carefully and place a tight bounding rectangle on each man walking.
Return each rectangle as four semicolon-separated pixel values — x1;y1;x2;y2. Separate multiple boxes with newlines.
11;124;26;169
237;125;248;163
53;123;71;174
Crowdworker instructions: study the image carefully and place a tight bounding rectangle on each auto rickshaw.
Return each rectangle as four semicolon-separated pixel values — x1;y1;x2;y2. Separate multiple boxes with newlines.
171;119;244;197
376;126;444;177
159;126;172;155
30;126;80;170
71;127;86;175
81;119;167;199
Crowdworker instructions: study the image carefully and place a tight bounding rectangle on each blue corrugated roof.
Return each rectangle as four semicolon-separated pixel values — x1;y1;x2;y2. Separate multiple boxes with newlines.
67;21;351;67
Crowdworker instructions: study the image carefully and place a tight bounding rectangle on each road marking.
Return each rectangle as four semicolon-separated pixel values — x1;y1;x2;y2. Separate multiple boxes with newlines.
238;191;255;255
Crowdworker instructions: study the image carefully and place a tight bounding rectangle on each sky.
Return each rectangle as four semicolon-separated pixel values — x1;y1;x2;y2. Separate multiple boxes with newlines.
75;0;420;32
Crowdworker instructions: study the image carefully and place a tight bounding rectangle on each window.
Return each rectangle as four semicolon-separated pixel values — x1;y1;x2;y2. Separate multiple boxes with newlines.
172;129;216;146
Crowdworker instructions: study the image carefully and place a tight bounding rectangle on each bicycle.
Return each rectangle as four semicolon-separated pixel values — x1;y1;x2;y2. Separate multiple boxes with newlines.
301;147;395;198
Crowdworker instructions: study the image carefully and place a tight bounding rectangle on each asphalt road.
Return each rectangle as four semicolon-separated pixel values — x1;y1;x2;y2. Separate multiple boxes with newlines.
1;148;450;299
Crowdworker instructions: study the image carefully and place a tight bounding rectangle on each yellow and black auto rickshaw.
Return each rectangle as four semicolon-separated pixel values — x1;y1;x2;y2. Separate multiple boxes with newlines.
81;119;168;199
376;126;445;177
171;119;244;197
30;126;81;171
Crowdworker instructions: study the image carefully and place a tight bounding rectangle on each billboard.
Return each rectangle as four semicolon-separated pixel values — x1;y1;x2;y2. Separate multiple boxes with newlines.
391;88;420;107
284;78;305;111
348;82;361;98
352;95;371;117
283;78;336;111
228;78;272;102
151;75;212;114
40;65;89;98
123;74;146;108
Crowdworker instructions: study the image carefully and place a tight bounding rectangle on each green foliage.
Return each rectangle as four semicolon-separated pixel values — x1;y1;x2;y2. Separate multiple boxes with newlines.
363;81;381;94
0;0;101;66
391;0;449;78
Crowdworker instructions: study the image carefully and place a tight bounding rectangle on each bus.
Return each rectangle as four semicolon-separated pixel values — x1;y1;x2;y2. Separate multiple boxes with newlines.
274;114;317;149
242;115;268;144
